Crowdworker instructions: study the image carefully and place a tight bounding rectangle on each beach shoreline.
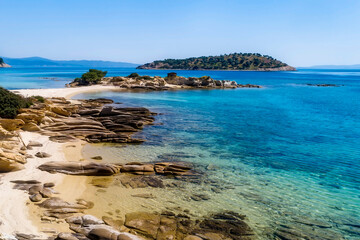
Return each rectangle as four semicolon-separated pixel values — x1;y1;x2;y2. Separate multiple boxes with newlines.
13;85;120;99
0;132;85;237
0;86;118;238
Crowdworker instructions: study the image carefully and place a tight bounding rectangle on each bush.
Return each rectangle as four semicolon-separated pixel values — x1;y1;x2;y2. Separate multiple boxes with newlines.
74;69;108;86
139;75;152;80
0;87;32;118
127;73;140;78
32;95;45;103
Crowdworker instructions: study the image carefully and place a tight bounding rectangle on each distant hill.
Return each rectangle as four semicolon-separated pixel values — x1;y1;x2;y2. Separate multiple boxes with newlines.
2;57;138;68
137;53;296;71
302;64;360;70
0;57;11;68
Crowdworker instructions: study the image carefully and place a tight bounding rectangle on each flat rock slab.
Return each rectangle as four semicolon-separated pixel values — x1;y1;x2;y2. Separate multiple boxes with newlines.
38;161;121;176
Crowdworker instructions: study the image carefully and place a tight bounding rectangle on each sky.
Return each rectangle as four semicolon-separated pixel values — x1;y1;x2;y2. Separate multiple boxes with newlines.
1;0;360;67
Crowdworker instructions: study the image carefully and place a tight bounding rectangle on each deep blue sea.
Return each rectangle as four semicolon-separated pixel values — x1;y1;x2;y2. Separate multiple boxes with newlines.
1;67;360;239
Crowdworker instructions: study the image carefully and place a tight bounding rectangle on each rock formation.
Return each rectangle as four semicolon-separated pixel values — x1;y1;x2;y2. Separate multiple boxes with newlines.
0;57;11;68
68;73;262;89
38;161;195;177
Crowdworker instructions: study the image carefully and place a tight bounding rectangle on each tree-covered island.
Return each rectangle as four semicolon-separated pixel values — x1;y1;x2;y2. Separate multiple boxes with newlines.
137;53;296;71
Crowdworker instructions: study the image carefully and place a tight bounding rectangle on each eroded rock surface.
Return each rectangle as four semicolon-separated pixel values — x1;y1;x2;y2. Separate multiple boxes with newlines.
38;161;122;176
68;73;262;90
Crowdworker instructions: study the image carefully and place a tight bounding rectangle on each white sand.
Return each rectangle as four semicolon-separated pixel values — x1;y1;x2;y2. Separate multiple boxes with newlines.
0;132;68;237
0;86;118;237
13;85;119;99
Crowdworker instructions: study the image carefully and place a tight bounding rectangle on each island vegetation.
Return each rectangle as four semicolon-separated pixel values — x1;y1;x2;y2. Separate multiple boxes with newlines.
137;53;296;71
72;69;108;86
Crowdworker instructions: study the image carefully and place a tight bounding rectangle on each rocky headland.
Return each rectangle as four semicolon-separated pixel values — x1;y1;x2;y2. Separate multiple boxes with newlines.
0;58;11;68
67;72;262;90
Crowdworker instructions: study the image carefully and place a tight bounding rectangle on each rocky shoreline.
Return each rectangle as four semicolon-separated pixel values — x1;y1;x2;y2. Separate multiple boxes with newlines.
67;72;262;90
0;85;354;239
0;87;258;240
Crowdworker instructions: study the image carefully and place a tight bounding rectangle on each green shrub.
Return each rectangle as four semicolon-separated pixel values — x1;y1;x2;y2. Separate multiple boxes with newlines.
0;87;32;118
74;69;108;86
127;73;140;78
32;95;45;103
139;75;152;80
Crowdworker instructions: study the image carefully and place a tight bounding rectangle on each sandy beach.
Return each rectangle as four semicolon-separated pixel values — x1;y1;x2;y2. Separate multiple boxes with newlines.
0;86;119;238
13;85;120;99
0;132;75;237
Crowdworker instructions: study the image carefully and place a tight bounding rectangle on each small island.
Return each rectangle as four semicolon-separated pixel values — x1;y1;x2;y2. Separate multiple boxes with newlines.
67;70;262;89
0;57;11;68
137;53;296;71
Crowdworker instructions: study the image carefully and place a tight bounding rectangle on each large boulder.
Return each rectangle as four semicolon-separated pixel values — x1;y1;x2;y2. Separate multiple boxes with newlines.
0;119;25;131
16;112;44;124
22;122;41;132
0;125;15;137
121;163;155;175
51;106;71;117
65;215;144;240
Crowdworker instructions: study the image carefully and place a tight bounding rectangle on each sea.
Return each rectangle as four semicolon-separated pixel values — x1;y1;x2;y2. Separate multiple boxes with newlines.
1;67;359;239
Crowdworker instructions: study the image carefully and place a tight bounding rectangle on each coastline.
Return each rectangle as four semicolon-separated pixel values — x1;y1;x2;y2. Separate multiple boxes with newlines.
0;132;84;237
12;85;120;99
0;86;117;238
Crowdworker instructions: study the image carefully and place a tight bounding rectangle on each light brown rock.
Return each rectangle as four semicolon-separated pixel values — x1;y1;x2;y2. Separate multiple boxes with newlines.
51;106;71;117
39;161;121;176
0;119;25;131
124;212;160;239
22;122;41;132
29;193;43;202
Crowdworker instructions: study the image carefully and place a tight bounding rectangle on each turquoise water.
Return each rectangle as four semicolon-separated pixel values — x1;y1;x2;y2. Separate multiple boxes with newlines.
2;67;360;238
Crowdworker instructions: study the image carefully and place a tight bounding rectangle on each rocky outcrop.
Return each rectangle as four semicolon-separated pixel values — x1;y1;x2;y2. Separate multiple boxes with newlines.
0;123;28;172
306;83;341;87
68;73;262;89
38;161;194;177
0;119;25;131
258;65;296;71
0;58;11;68
52;210;255;240
43;98;155;144
6;97;157;144
122;211;255;240
61;215;144;240
38;161;122;176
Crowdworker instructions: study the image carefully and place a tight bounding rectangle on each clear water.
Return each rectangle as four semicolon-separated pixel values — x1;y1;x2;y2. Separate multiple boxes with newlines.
1;67;360;239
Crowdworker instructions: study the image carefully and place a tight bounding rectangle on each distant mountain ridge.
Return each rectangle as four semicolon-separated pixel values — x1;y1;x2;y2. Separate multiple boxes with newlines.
2;57;139;68
302;64;360;69
137;53;296;71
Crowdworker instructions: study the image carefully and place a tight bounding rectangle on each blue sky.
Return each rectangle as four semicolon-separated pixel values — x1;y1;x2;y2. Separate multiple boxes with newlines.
1;0;359;66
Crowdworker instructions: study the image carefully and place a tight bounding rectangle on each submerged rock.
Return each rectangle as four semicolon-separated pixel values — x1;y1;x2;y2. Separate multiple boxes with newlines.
124;212;161;239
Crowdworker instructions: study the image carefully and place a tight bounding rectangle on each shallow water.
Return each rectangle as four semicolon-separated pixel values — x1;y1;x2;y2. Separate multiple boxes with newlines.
2;67;360;238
